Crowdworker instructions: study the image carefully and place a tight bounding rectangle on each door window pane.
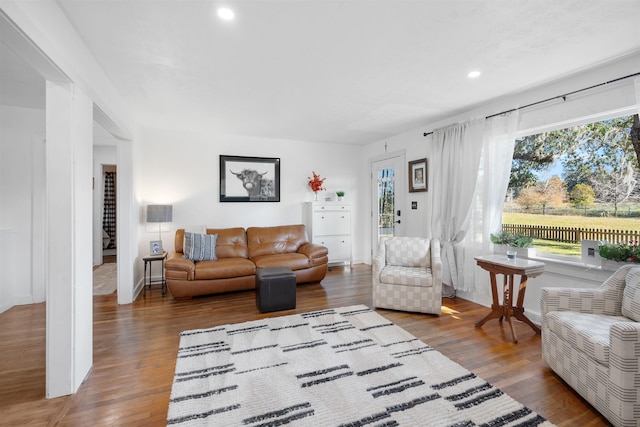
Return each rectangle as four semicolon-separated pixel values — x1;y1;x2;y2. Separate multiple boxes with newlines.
378;168;395;240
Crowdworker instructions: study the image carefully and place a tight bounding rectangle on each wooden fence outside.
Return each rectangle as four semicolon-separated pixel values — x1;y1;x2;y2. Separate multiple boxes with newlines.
501;224;640;244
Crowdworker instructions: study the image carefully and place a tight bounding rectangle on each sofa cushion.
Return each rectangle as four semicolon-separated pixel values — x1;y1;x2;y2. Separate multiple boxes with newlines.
385;237;431;268
247;225;307;258
380;266;433;287
252;253;310;271
622;266;640;321
194;258;256;280
183;232;218;261
206;228;249;259
545;310;631;365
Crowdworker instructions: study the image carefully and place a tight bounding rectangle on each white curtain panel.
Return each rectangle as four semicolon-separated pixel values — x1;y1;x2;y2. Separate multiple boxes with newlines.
462;112;521;295
635;76;640;115
479;113;520;245
429;119;484;295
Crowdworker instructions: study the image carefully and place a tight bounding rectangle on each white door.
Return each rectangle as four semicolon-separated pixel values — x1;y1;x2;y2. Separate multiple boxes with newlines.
370;152;405;257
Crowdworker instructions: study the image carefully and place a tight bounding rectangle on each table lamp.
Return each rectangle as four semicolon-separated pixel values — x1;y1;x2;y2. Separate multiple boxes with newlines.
146;204;172;253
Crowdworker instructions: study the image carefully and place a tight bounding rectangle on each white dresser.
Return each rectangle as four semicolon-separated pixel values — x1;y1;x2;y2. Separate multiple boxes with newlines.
303;202;352;265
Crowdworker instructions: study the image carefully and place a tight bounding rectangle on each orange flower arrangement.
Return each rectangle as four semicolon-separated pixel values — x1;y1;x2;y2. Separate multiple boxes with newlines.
307;171;326;193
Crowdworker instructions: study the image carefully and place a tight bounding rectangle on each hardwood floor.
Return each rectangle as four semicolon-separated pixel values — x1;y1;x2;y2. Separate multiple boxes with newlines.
0;264;611;426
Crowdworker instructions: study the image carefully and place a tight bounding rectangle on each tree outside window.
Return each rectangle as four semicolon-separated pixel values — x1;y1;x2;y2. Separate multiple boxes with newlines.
503;114;640;258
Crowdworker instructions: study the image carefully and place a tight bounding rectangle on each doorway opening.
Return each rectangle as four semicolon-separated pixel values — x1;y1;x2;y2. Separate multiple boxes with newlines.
102;165;116;264
93;164;117;296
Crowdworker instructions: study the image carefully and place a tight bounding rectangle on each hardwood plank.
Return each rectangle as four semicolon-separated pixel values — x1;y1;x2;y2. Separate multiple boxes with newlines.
0;264;611;426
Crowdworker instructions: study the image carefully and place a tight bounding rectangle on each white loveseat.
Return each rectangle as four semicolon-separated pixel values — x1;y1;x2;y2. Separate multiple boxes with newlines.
372;236;442;315
541;265;640;427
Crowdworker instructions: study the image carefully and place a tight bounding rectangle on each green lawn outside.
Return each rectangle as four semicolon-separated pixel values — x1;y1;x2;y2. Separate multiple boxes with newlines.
502;212;640;257
502;212;640;231
532;239;581;257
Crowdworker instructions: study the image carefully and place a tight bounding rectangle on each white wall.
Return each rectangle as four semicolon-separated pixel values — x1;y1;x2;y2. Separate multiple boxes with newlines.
133;128;366;291
0;230;15;313
0;105;124;313
0;105;46;314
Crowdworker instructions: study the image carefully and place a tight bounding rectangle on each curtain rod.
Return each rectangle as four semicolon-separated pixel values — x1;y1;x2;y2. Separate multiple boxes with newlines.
423;71;640;137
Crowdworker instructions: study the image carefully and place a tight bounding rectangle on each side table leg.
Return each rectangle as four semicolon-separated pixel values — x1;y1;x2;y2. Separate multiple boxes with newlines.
162;257;166;296
475;272;503;328
143;260;147;297
504;274;518;343
513;275;541;334
499;274;507;323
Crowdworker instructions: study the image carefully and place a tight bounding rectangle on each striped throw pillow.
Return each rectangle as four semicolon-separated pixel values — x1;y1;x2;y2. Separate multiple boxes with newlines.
183;232;218;261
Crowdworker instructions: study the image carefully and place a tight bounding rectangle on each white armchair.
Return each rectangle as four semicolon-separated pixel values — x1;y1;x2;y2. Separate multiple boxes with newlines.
541;265;640;427
372;236;442;315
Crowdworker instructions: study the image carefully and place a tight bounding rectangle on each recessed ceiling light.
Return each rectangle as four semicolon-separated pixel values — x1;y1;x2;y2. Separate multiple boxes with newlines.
467;70;481;79
217;7;235;20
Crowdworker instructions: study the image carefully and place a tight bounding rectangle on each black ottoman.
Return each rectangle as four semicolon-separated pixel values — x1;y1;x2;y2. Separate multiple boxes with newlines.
256;267;296;313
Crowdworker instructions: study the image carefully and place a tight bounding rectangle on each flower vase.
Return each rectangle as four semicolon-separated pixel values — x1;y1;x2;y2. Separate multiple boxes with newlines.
314;192;318;201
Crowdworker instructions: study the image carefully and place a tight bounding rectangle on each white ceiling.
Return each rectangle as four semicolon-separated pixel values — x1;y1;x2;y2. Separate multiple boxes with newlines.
2;1;640;144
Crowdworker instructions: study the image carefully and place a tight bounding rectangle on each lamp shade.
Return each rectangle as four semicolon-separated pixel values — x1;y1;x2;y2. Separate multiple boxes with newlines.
147;205;172;223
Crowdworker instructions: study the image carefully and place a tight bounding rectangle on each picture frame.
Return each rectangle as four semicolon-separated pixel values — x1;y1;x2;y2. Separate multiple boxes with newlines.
408;158;428;193
220;155;281;202
150;240;163;255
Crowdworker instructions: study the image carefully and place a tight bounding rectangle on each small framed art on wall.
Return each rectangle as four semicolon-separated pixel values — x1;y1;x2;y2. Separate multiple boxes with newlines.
408;158;428;193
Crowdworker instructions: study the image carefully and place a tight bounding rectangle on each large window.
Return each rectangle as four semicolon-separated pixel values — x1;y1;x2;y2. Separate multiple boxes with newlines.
502;114;640;259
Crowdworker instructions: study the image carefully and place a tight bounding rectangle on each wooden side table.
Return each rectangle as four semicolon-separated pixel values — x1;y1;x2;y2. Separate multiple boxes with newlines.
143;251;167;297
474;254;545;343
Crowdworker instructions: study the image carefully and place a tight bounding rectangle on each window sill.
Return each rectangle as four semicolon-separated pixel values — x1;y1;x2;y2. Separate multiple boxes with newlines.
521;252;612;282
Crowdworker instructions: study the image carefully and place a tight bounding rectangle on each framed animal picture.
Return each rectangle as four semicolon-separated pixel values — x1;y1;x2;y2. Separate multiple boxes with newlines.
220;155;281;202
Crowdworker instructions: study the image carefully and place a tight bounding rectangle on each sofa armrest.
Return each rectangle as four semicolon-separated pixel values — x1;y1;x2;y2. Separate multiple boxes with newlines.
541;265;632;317
297;242;328;266
609;322;640;414
430;238;442;288
540;287;611;316
165;252;195;280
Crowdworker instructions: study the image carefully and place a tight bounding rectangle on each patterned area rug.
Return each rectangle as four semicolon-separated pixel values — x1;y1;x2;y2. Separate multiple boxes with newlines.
168;305;555;426
93;263;117;295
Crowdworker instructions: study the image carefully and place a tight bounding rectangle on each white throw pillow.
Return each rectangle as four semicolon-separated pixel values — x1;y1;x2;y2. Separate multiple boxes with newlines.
622;266;640;321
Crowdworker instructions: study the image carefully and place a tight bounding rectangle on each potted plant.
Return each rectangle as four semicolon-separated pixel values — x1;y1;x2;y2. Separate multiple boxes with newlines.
336;191;345;201
598;240;640;270
490;231;536;258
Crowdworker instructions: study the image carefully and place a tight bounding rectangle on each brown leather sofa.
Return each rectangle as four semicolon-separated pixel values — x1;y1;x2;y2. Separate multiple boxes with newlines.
165;224;329;299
